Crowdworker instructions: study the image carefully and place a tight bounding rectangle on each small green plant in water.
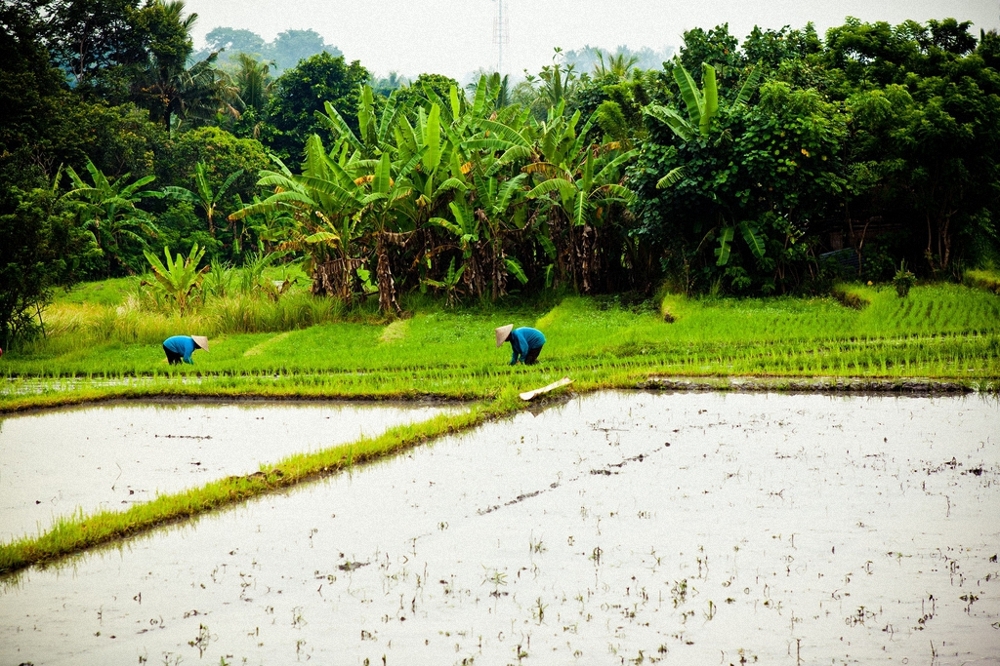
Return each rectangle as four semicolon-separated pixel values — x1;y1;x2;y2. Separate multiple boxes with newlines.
893;261;916;298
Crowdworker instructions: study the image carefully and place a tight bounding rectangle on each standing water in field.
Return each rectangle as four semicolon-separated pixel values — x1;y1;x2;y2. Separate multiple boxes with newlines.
1;391;998;665
0;400;460;542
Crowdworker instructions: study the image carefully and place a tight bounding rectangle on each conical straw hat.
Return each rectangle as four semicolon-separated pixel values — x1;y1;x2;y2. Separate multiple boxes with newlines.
191;335;209;351
495;324;513;348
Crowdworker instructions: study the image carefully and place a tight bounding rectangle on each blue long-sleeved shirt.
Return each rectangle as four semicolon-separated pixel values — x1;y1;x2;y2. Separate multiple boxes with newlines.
163;335;198;364
509;327;545;365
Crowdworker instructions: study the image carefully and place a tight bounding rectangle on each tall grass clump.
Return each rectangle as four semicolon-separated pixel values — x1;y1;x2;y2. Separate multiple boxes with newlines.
965;268;1000;294
207;292;345;333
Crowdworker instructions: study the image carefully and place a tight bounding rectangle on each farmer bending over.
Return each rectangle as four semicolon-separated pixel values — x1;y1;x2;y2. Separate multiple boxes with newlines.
163;335;209;365
495;325;545;365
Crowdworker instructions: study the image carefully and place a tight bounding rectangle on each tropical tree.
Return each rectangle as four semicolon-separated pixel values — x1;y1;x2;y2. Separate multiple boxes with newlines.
39;0;149;93
229;135;366;302
62;157;162;275
0;185;95;347
320;84;474;312
263;51;369;160
824;18;1000;275
513;48;582;119
439;172;530;301
162;161;244;238
593;50;640;79
133;51;228;130
523;104;638;293
634;62;847;294
122;0;234;130
269;28;341;72
643;61;760;145
358;151;420;314
372;71;410;97
201;26;265;63
229;53;274;114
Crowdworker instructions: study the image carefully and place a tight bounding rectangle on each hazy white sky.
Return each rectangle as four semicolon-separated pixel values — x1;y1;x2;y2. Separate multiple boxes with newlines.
184;0;1000;80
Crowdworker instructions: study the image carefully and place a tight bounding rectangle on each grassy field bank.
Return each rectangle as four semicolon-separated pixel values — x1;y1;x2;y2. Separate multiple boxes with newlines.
3;281;999;408
1;278;998;573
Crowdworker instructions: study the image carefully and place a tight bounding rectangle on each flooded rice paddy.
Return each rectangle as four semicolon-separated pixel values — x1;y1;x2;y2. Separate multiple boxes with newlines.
1;391;998;665
0;400;459;542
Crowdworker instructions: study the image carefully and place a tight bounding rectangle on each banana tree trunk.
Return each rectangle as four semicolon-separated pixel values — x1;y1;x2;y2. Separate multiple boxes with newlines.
491;243;507;303
576;223;598;294
312;257;364;303
376;234;401;316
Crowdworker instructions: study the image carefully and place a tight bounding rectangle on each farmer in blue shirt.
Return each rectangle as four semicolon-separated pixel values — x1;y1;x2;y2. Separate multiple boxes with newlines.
495;324;546;365
162;335;209;364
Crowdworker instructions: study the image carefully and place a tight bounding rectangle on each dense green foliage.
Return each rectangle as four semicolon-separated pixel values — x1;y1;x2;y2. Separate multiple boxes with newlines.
3;2;1000;348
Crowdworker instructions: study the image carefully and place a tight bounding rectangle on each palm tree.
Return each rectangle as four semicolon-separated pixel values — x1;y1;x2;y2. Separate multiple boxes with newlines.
163;161;244;238
594;50;640;79
230;53;274;113
130;1;232;131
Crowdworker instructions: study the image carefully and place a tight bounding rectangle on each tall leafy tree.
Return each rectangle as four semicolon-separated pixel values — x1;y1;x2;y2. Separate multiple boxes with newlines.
0;186;97;347
270;29;341;72
40;0;148;93
634;59;846;294
128;1;234;130
263;52;369;160
202;27;265;59
825;18;1000;274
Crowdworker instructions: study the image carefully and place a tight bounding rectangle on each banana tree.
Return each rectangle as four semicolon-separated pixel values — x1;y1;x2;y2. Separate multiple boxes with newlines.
229;135;367;301
143;243;209;316
318;84;402;159
522;105;638;293
356;151;421;315
471;172;530;300
644;61;760;143
321;85;481;314
62;158;162;276
642;62;764;270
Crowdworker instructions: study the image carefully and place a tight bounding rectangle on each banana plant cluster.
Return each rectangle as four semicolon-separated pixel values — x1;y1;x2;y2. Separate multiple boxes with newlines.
230;76;638;314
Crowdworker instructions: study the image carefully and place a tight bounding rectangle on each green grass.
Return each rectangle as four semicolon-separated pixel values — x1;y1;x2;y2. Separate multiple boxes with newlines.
966;268;1000;294
0;279;997;574
4;282;1000;394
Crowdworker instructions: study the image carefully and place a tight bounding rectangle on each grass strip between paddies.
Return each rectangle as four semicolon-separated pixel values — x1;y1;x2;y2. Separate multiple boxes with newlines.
0;391;527;577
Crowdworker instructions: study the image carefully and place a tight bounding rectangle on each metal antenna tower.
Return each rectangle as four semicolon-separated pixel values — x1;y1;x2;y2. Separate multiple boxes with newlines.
492;0;509;74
